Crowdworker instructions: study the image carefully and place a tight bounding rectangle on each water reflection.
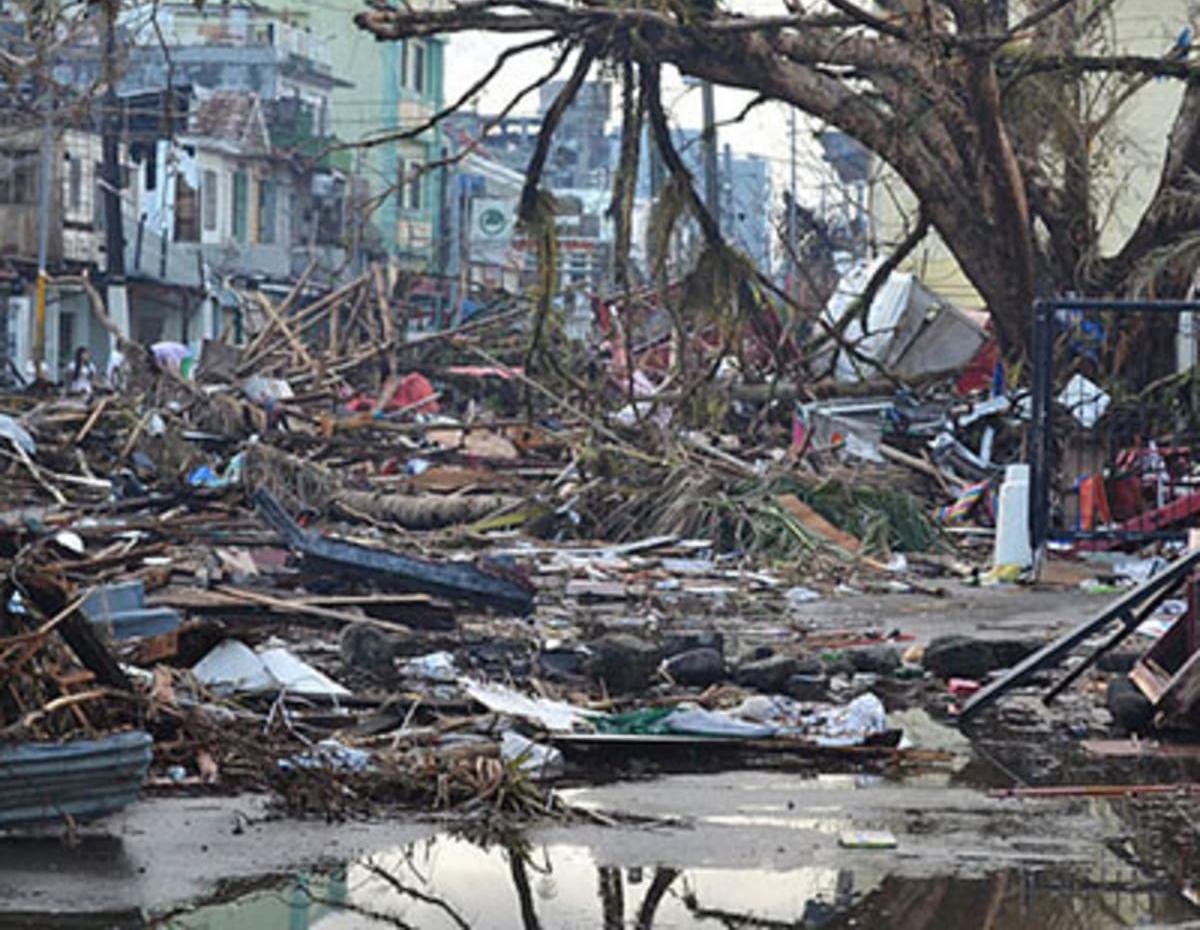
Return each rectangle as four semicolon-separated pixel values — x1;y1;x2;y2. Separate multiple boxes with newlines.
145;831;1198;930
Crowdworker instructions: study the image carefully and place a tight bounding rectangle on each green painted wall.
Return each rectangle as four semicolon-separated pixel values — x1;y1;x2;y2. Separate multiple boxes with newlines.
259;3;444;268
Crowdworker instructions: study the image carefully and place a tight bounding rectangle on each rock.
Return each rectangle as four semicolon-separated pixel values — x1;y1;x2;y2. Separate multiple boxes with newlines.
822;654;856;677
988;639;1041;669
922;635;995;680
339;623;396;674
923;636;1045;680
794;655;824;676
584;634;662;693
663;630;725;658
735;655;800;693
662;647;725;687
786;673;829;702
850;645;901;675
538;647;586;679
1106;676;1154;734
1097;650;1141;674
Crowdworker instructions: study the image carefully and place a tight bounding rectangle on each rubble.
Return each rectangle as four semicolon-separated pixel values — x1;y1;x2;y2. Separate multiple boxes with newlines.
8;266;1185;834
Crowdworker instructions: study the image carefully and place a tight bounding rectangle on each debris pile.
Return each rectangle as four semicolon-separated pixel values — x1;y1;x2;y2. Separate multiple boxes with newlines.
0;271;1044;828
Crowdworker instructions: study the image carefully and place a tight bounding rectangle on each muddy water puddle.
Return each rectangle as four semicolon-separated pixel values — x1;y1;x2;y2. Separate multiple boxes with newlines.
4;750;1200;929
144;830;1197;930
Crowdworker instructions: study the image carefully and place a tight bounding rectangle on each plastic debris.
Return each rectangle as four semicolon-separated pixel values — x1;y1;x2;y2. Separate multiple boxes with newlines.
500;731;564;780
192;640;350;698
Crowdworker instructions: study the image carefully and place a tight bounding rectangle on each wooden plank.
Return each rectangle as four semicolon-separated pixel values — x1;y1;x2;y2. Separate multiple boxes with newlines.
776;494;861;553
212;585;429;636
74;398;108;445
1157;648;1200;723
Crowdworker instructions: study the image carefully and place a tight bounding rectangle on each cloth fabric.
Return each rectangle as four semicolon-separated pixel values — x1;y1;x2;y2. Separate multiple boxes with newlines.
151;341;193;374
68;361;95;396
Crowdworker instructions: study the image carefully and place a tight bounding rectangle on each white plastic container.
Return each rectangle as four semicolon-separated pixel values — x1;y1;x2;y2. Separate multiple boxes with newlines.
993;464;1033;570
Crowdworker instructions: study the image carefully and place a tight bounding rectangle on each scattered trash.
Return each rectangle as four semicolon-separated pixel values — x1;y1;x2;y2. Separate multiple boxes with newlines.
838;829;898;849
402;651;458;683
500;731;565;780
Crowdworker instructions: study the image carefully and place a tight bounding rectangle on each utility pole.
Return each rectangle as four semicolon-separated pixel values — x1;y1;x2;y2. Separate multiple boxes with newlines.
100;0;129;343
454;177;471;329
701;80;719;232
31;0;52;378
436;145;450;324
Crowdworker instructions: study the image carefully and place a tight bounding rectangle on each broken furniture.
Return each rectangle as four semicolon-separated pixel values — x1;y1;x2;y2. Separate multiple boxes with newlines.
1129;582;1200;728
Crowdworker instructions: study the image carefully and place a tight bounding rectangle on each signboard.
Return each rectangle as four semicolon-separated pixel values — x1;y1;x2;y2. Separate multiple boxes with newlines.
470;198;517;265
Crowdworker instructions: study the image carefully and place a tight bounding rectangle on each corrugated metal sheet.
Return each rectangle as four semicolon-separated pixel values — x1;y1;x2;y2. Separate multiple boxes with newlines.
0;731;153;828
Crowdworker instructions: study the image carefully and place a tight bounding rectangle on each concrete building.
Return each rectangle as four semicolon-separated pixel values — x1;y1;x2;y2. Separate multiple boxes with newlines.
720;146;774;276
256;0;447;271
444;110;617;297
538;80;614;190
628;127;775;278
0;80;357;383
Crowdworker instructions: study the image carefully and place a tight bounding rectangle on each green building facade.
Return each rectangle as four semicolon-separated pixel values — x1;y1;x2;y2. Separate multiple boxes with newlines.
262;4;445;270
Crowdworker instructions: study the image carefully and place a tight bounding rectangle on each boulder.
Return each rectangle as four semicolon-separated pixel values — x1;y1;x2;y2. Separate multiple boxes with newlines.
339;623;396;675
922;636;995;680
1097;650;1141;674
1106;676;1154;734
923;636;1044;680
850;645;902;675
735;655;800;694
663;630;725;658
584;634;662;693
794;655;824;676
988;639;1042;669
662;647;725;687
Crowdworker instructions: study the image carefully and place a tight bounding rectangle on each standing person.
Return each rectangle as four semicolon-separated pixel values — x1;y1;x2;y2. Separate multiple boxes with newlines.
67;347;95;396
105;346;127;391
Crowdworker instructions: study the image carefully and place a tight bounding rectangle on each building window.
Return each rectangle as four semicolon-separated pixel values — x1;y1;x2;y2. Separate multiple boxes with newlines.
411;42;425;94
65;153;83;211
231;169;248;242
0;149;37;205
202;169;218;232
398;159;422;211
175;175;199;242
257;178;276;244
144;147;157;192
398;40;408;89
94;169;105;231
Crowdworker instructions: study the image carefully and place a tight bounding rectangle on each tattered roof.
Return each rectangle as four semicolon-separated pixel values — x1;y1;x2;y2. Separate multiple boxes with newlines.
188;90;271;154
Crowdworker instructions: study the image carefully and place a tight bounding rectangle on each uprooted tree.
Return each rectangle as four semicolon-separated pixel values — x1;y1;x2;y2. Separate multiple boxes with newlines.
354;0;1200;371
